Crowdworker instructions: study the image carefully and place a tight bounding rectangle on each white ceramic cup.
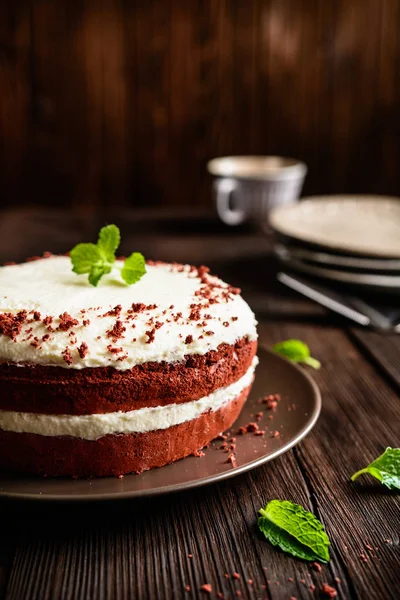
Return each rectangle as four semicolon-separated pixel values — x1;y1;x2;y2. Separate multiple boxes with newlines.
207;156;307;229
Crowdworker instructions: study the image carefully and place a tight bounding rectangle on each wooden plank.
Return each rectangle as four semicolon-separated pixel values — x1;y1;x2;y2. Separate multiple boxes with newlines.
1;1;400;206
82;0;128;208
350;328;400;391
1;451;353;600
0;1;31;207
261;322;400;600
26;1;90;207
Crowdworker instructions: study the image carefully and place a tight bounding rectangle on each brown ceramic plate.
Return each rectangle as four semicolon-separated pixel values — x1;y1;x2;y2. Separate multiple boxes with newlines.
0;348;321;502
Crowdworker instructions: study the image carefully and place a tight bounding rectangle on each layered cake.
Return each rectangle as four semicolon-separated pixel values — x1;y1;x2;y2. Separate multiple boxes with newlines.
0;255;258;477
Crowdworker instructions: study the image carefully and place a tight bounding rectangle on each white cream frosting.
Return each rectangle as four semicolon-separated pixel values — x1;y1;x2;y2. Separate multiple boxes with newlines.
0;256;257;370
0;357;258;440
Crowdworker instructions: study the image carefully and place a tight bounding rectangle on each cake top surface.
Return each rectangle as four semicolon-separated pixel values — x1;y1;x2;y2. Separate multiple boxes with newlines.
0;256;257;370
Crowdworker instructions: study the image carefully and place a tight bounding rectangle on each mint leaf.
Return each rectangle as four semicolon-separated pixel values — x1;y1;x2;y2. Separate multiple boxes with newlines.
272;339;321;369
258;500;330;563
88;264;112;287
70;243;101;274
351;447;400;490
69;225;145;287
121;252;146;285
98;224;121;263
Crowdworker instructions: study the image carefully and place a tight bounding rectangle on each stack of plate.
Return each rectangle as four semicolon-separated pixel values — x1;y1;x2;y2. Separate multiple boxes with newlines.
269;196;400;293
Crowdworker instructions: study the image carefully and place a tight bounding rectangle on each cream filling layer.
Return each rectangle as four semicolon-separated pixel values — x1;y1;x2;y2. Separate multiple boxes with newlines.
0;357;258;440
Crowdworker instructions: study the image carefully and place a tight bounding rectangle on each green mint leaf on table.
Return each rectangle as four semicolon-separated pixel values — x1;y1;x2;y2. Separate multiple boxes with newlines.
121;252;146;285
258;500;330;563
69;225;146;287
351;447;400;490
272;339;321;369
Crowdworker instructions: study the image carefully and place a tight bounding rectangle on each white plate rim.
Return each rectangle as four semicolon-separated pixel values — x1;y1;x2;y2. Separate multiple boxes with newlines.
270;195;400;258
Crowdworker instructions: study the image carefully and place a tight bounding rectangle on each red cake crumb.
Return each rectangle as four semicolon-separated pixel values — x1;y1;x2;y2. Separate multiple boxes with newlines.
311;562;322;572
255;430;265;436
189;307;201;321
77;342;89;359
103;305;122;317
0;311;27;340
217;593;224;599
321;583;337;598
246;422;259;432
227;453;236;466
62;347;73;365
30;337;40;348
26;256;41;262
184;335;193;344
223;574;229;579
185;585;191;592
146;329;156;344
193;449;205;458
43;316;53;326
200;583;212;593
107;345;123;354
107;320;126;341
272;431;280;438
310;584;316;592
187;554;193;559
131;303;146;312
58;312;79;331
42;334;50;342
232;573;240;580
237;426;247;435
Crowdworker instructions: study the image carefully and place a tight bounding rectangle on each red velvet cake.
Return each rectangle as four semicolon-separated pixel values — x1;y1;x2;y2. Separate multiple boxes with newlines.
0;255;258;477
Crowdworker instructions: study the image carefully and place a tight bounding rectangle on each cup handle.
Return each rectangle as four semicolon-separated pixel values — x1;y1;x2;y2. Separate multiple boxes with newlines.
215;179;246;226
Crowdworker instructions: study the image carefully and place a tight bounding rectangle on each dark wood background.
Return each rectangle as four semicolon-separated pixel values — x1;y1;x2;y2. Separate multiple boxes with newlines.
1;0;400;209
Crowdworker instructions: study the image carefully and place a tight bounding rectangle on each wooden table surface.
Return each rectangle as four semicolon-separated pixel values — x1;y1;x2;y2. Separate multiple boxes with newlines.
0;208;399;600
